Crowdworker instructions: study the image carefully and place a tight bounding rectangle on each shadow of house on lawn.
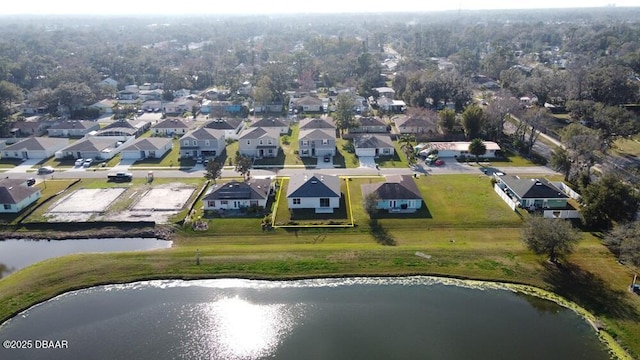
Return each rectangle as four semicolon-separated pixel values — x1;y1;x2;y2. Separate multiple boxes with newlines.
542;262;640;321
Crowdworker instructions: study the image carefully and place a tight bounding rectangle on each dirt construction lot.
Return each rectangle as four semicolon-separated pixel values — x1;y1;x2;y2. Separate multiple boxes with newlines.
45;183;198;224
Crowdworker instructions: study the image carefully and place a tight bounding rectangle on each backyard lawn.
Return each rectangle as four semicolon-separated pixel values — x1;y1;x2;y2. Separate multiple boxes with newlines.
335;138;359;168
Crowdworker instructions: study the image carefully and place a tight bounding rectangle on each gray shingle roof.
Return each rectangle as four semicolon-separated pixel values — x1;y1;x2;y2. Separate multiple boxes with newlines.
250;117;288;128
152;118;190;129
181;128;225;141
48;120;98;130
0;179;39;205
205;118;243;130
361;175;422;200
203;178;272;201
500;176;568;199
287;173;340;198
4;137;68;151
299;117;335;129
354;134;393;149
120;137;172;151
299;128;335;141
62;138;117;152
239;127;280;140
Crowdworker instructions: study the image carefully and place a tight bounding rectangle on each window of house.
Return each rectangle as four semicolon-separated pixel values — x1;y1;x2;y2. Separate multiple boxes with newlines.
192;140;197;146
293;198;301;205
383;148;390;154
320;198;330;207
205;140;210;146
301;140;308;146
246;140;251;145
221;200;228;205
183;140;189;146
259;139;263;145
322;139;329;145
3;204;10;210
208;201;215;207
268;139;272;145
268;149;273;155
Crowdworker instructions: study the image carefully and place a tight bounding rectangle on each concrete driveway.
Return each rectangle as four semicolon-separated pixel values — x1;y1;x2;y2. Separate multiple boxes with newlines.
358;156;377;168
4;159;41;173
316;156;334;169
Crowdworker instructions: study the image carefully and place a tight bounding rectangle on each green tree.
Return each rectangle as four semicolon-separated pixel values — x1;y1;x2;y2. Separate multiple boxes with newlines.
581;174;639;229
461;105;484;140
549;146;572;181
204;160;223;184
604;221;640;266
399;134;417;167
234;154;253;180
334;92;356;136
468;138;486;163
363;192;380;217
437;108;456;134
521;216;581;263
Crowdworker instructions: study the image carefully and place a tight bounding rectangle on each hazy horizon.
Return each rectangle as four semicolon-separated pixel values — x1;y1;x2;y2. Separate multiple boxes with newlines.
1;0;638;16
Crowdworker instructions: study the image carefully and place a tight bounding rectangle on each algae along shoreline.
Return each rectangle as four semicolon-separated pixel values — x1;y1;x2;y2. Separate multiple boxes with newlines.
0;227;639;359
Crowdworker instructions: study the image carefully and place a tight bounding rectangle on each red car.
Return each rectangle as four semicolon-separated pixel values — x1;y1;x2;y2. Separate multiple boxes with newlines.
434;159;445;166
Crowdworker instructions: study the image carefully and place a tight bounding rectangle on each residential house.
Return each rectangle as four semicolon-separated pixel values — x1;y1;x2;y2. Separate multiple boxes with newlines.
89;99;116;115
117;89;138;101
299;117;336;130
377;97;406;113
0;178;41;213
203;178;273;211
287;173;341;213
163;98;198;115
120;137;173;160
354;134;395;157
98;77;118;89
56;137;128;160
173;88;192;98
200;100;243;115
96;119;150;139
494;175;578;218
394;115;438;135
298;128;336;158
373;87;395;98
239;127;280;158
361;175;423;213
252;102;284;114
351;116;388;133
151;118;191;136
138;89;163;102
141;100;162;112
290;96;324;113
204;118;244;140
2;137;68;160
21;102;48;115
9;118;49;137
179;128;225;159
47;120;100;138
249;117;289;135
419;141;501;158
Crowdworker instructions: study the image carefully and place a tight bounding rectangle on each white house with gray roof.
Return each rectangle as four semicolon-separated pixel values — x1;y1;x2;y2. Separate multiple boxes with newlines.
203;178;273;211
120;137;173;160
47;120;100;138
2;137;69;160
361;175;423;213
249;117;289;135
204;118;244;140
354;134;394;157
0;178;41;213
287;173;341;213
56;137;131;160
151;118;191;137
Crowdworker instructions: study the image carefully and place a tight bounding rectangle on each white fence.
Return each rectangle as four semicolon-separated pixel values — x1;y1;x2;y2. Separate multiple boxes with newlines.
494;183;517;211
543;209;581;219
552;181;581;201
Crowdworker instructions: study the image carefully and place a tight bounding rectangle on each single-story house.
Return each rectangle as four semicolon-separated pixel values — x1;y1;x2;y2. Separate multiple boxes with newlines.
8;119;49;137
354;134;395;157
89;99;116;115
494;175;577;218
203;178;273;211
56;137;128;160
350;116;388;133
179;128;225;159
200;100;242;115
361;175;423;213
287;173;341;213
394;115;438;135
2;137;69;160
249;117;289;135
204;118;244;140
373;87;395;98
120;137;173;160
0;178;41;213
138;89;163;102
290;96;324;113
298;128;336;158
98;77;118;89
117;89;138;101
419;141;501;158
377;97;406;113
238;127;281;158
151;118;191;136
163;99;198;115
96;119;150;138
47;120;100;138
252;102;284;114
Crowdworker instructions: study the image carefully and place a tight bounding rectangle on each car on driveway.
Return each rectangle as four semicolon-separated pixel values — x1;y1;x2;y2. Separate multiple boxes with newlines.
37;166;55;175
75;158;84;166
434;159;445;166
323;155;331;162
83;159;93;168
26;178;36;186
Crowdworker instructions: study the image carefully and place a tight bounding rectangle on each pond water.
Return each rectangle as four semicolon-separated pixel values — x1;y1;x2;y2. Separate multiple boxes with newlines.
0;277;609;360
0;238;172;277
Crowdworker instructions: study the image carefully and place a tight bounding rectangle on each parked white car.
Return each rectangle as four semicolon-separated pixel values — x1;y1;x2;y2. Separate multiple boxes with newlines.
83;159;93;168
75;158;84;166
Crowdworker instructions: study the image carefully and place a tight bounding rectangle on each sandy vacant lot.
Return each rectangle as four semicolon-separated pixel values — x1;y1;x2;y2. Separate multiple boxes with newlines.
47;188;127;221
132;187;195;211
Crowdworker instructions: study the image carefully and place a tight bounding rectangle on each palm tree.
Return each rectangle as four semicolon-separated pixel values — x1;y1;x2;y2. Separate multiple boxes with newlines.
468;138;487;163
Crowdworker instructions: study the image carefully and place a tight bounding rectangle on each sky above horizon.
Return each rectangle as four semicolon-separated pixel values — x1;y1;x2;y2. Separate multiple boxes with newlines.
1;0;638;16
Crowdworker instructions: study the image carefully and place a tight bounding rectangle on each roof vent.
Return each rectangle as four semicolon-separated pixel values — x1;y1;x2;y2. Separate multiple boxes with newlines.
311;180;317;184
